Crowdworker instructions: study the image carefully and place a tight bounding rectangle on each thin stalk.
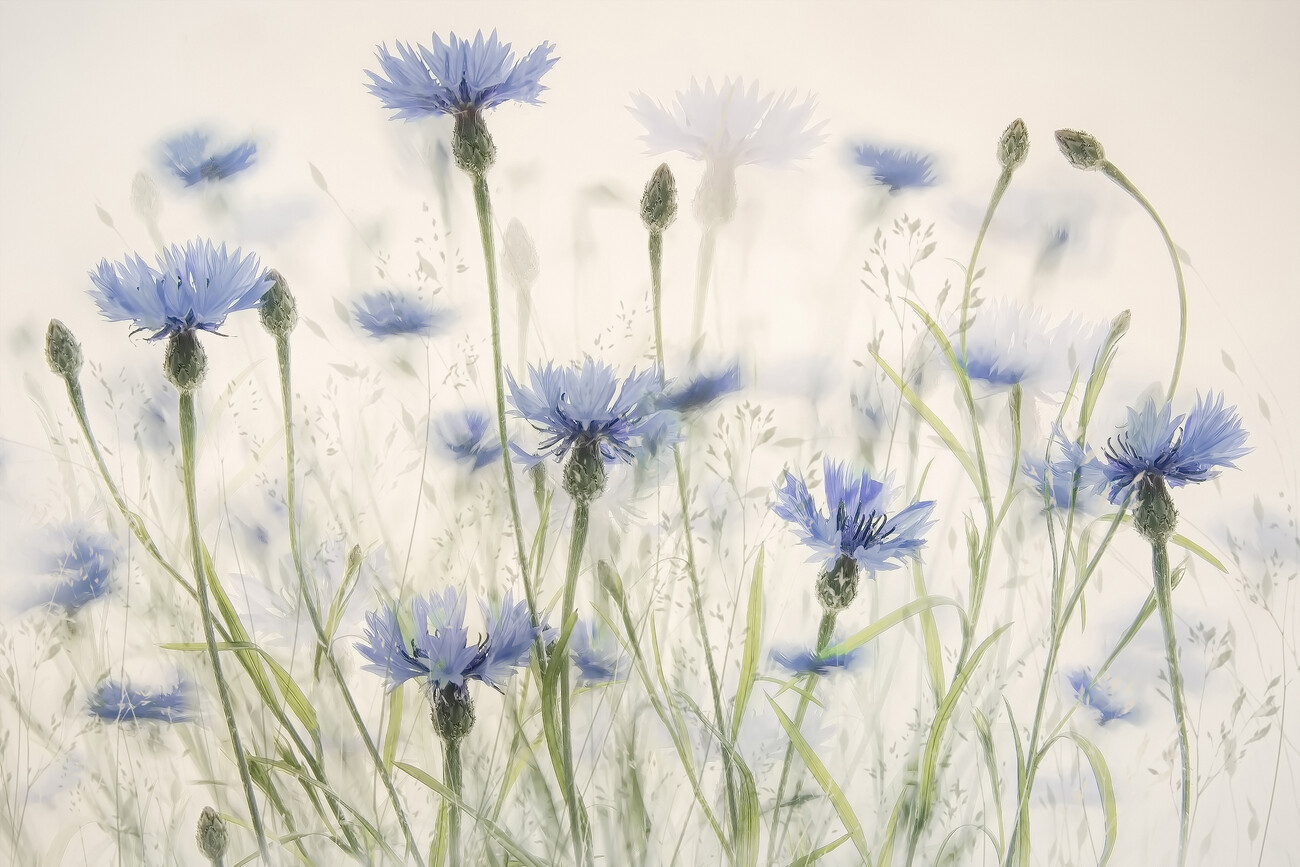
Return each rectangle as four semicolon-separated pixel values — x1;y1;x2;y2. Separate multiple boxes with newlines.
765;611;836;864
178;392;269;861
1100;162;1187;402
1151;540;1192;867
689;226;718;360
444;737;464;867
470;172;547;666
559;501;595;867
273;337;424;864
649;225;741;841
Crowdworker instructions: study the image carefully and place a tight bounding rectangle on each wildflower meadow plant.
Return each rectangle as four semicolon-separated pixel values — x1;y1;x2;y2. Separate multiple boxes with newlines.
851;142;939;193
160;130;257;187
353;290;452;339
87;679;192;724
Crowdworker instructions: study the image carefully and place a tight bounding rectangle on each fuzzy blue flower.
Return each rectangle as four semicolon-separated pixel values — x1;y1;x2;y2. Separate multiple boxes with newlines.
435;410;499;471
507;358;663;464
852;143;937;192
354;291;453;339
1096;393;1250;504
656;364;742;414
774;458;936;575
1067;668;1135;725
366;30;557;121
161;131;257;187
39;525;117;613
89;240;273;341
954;301;1106;396
571;619;629;685
470;592;537;690
1023;430;1106;513
88;679;192;724
770;641;865;677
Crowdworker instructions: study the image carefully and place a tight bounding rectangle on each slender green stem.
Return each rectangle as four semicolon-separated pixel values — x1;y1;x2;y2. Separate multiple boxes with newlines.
560;500;594;867
444;737;464;867
470;172;547;667
1151;540;1192;867
649;225;741;842
178;392;269;862
1100;162;1187;402
765;611;836;864
273;337;425;864
959;169;1011;360
689;226;718;360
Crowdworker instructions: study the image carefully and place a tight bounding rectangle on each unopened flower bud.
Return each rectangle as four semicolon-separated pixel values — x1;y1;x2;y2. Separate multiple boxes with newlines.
432;684;476;743
1111;309;1131;340
640;163;679;232
452;110;497;176
597;560;625;605
1134;474;1178;545
196;806;228;864
816;555;861;613
164;330;208;392
563;441;607;504
1055;129;1106;171
998;119;1029;171
45;319;83;379
258;269;297;337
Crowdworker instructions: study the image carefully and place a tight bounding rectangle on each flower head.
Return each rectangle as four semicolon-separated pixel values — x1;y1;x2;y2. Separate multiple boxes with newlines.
507;358;663;465
655;363;742;414
88;679;192;723
366;30;557;121
851;143;938;193
955;301;1107;395
774;458;936;576
1067;668;1135;725
571;619;629;685
161;131;257;187
1022;428;1107;513
435;410;499;471
89;240;272;341
354;291;453;339
471;593;538;690
770;640;866;677
38;524;117;613
1096;393;1250;505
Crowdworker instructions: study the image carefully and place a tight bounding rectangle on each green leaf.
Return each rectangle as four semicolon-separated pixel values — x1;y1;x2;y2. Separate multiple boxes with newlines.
823;595;964;657
1044;732;1118;865
677;692;761;867
871;350;979;488
875;790;908;867
382;685;403;771
789;833;850;866
912;563;946;701
731;546;765;741
972;708;1005;852
539;613;578;790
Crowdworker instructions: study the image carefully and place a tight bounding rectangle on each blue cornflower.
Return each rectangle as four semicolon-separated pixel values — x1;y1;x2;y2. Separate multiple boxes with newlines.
435;410;499;471
770;641;866;677
1096;393;1250;505
39;524;117;613
1023;430;1106;513
852;143;938;192
507;358;663;465
954;301;1106;396
353;291;452;339
89;239;273;341
656;364;742;414
571;619;629;685
774;458;936;575
88;679;192;724
1066;668;1135;725
356;587;539;695
161;131;257;187
366;30;557;121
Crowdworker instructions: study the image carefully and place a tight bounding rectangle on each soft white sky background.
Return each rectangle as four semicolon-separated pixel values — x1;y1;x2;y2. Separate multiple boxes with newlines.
1;1;1298;865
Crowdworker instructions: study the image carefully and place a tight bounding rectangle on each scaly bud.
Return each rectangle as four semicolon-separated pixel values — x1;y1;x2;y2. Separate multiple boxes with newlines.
998;118;1029;171
432;684;476;743
1134;474;1178;545
816;555;861;613
164;330;208;393
258;269;298;337
1055;128;1107;171
195;806;229;864
45;319;83;379
563;440;607;504
452;110;497;176
640;163;679;232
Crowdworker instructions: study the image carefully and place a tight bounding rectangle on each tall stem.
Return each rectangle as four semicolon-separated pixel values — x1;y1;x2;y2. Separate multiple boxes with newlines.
559;501;595;866
470;173;546;665
1151;540;1192;867
274;337;425;865
178;392;269;861
649;226;741;840
444;737;464;867
765;610;836;863
689;226;718;360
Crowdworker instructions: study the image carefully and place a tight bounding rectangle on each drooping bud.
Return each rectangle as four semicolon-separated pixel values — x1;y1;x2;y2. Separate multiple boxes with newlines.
640;163;679;232
563;440;607;504
1055;129;1107;171
1134;474;1178;545
815;555;861;613
258;269;297;337
997;119;1029;171
432;684;476;743
164;330;208;392
452;110;497;176
195;806;229;864
45;319;83;379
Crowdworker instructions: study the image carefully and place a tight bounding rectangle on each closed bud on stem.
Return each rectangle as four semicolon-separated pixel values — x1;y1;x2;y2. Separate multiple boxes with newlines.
563;440;607;504
597;560;625;605
432;684;476;743
1111;309;1132;339
45;319;83;379
453;110;497;176
164;330;208;392
1134;474;1178;545
1055;128;1107;171
640;163;679;232
258;269;298;337
196;806;229;864
816;555;861;613
998;118;1029;170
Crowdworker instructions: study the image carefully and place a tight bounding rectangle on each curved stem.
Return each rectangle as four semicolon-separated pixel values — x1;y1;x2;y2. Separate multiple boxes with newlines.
444;737;463;867
178;391;269;862
960;169;1011;360
274;337;425;864
1151;540;1192;867
1100;162;1187;403
559;500;594;867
